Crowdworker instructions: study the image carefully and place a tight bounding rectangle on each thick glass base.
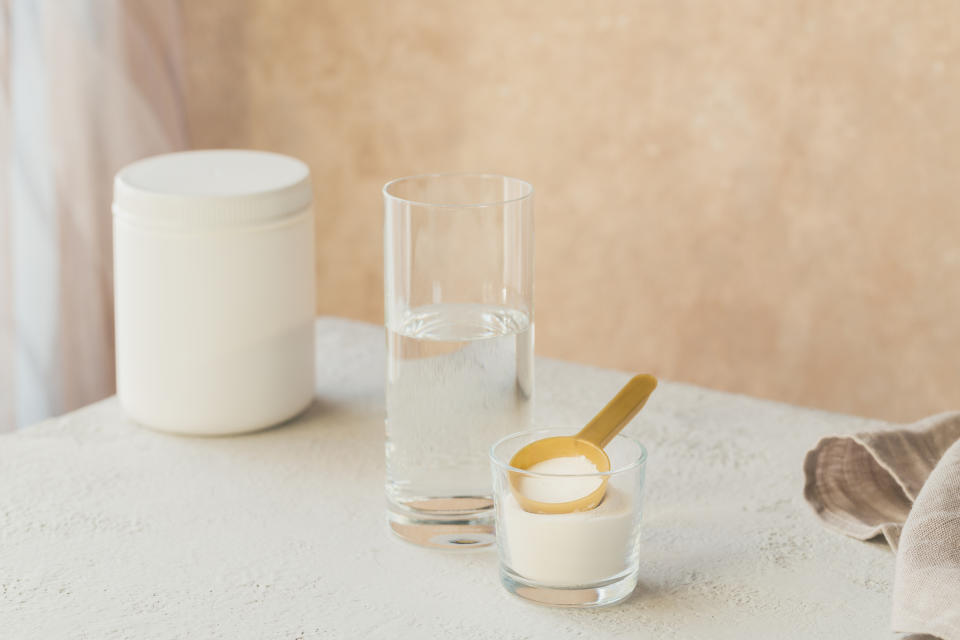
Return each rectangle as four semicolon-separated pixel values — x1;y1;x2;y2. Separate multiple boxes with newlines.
500;567;638;608
387;496;495;549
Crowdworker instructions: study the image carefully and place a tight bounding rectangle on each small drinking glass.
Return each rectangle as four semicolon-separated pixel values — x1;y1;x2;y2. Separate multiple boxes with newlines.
383;173;534;549
490;429;647;607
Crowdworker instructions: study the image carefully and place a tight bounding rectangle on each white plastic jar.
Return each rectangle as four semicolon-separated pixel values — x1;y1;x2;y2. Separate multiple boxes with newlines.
113;150;316;435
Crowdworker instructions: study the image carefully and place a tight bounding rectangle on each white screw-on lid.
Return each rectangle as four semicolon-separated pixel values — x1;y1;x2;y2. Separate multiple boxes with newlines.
113;149;312;229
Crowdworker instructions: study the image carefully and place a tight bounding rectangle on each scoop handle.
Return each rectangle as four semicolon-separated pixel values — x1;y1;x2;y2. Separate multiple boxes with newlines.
575;374;658;449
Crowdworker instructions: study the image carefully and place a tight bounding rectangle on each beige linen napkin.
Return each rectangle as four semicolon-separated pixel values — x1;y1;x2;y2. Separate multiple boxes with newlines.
803;412;960;639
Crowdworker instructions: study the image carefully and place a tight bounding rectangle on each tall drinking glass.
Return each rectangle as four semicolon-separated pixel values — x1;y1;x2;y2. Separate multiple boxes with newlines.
383;174;534;549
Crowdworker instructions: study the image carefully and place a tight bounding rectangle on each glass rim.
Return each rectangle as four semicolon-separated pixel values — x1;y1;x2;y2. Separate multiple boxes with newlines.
489;428;647;478
382;172;534;209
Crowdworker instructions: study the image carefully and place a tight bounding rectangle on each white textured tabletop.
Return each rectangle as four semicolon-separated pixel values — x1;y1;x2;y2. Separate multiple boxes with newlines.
1;317;901;639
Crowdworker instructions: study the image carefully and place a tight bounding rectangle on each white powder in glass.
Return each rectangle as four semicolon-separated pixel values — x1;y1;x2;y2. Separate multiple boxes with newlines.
518;456;603;502
503;475;638;587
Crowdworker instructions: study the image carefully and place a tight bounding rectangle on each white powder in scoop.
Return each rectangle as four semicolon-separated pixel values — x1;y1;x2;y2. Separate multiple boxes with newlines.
518;456;603;503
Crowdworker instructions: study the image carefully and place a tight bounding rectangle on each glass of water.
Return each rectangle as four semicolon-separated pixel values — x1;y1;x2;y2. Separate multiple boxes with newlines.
383;173;534;549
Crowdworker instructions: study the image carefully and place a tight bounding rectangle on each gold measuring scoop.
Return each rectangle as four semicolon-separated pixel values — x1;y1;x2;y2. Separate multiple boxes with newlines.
509;374;657;514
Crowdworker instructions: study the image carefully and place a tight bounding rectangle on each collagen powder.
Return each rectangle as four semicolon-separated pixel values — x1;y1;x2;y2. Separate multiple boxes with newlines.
517;456;603;502
504;457;638;587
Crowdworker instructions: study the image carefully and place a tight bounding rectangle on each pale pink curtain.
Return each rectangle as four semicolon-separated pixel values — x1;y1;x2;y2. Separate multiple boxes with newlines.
1;0;188;430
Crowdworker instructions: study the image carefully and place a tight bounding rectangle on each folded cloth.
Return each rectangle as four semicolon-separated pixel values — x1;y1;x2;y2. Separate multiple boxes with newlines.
803;412;960;640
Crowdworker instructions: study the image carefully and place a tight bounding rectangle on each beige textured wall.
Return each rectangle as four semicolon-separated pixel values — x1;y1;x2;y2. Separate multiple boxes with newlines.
182;1;960;422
